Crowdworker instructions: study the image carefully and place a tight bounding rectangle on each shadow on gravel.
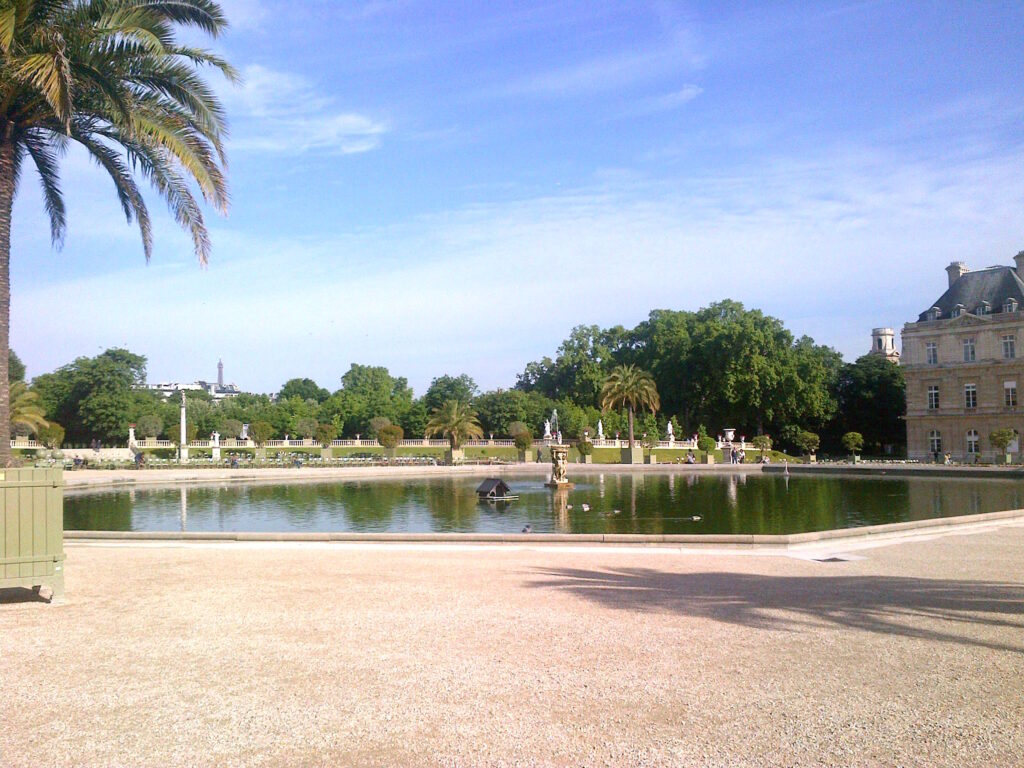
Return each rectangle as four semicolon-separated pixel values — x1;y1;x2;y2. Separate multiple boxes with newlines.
0;587;52;604
529;568;1024;653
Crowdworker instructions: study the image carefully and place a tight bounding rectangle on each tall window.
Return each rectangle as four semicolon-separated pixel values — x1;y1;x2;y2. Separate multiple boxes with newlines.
928;385;940;410
1005;299;1018;313
966;430;980;454
952;305;964;318
926;342;938;365
928;430;942;453
1003;335;1016;359
1006;381;1018;407
978;303;990;315
964;384;977;409
963;338;976;362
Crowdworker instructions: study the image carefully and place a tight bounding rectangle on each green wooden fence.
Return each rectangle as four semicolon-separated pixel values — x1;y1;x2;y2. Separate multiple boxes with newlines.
1;468;64;601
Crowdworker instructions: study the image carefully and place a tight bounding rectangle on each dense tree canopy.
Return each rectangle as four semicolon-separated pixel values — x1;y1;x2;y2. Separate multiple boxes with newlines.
277;378;330;403
19;299;906;452
833;355;906;453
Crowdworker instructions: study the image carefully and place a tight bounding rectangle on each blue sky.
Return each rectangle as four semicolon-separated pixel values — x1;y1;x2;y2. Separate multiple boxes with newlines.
11;0;1024;394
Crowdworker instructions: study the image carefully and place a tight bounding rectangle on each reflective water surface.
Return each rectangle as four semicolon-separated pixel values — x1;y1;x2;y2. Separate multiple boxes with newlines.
63;472;1024;535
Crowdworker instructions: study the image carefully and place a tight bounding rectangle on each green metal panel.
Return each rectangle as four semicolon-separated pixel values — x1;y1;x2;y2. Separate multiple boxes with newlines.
0;467;65;599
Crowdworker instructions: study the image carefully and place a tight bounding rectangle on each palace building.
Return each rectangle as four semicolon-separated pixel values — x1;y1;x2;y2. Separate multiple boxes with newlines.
901;253;1024;461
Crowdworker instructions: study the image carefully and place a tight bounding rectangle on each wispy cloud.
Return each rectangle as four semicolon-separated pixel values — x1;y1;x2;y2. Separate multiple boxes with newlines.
626;84;703;116
499;45;702;99
227;64;389;154
17;141;1024;392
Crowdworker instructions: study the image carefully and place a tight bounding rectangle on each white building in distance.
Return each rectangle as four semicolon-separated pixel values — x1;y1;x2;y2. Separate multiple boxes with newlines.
148;359;241;400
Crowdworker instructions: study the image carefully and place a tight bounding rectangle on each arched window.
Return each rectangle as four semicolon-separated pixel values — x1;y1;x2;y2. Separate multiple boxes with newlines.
928;430;942;453
966;430;980;454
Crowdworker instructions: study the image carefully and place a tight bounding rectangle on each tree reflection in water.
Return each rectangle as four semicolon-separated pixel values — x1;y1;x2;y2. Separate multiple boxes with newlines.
62;474;1024;535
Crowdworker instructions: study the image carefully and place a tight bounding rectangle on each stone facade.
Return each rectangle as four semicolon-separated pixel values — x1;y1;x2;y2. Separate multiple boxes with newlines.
902;254;1024;462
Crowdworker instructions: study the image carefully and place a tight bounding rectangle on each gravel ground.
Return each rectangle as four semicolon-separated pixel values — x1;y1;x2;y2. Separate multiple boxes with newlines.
2;528;1023;767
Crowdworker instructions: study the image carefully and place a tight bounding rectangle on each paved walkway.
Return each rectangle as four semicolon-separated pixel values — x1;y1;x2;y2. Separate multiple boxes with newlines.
3;526;1023;767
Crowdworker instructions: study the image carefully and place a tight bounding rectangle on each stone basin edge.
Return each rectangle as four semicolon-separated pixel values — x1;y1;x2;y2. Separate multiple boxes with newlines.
64;507;1024;548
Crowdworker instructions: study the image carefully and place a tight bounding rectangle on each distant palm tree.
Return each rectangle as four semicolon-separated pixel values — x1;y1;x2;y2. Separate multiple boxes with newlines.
9;381;48;435
425;399;483;449
600;365;660;449
0;0;236;465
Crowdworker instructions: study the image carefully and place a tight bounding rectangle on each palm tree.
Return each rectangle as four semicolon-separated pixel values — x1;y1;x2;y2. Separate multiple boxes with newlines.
9;380;47;435
425;399;483;449
600;364;660;449
0;0;236;465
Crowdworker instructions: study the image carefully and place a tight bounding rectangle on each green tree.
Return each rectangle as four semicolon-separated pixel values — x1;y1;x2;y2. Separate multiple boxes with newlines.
512;427;533;452
475;389;553;437
834;355;906;453
696;424;716;454
278;378;330;403
377;423;404;456
136;414;163;439
0;0;235;465
294;417;318;440
796;430;820;455
368;416;392;438
600;365;660;449
516;325;627;408
990;429;1016;459
751;434;772;458
9;380;47;435
423;374;478;412
37;422;64;449
32;348;147;443
334;364;414;436
219;418;244;439
9;349;24;382
315;423;337;447
425;399;483;449
842;431;864;455
248;421;274;447
163;419;196;444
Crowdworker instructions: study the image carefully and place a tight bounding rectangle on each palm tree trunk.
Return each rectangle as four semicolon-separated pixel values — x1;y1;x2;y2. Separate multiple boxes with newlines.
627;406;635;449
0;140;14;467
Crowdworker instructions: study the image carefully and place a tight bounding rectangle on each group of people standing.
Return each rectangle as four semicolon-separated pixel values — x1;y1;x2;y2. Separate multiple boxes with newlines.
727;446;747;464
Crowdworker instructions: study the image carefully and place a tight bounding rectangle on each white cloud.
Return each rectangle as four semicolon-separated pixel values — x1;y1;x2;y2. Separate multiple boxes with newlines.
227;64;388;154
626;84;703;116
15;142;1024;393
499;46;702;99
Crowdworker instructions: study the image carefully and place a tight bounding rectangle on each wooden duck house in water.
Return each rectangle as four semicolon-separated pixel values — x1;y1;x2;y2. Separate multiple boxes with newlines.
476;478;517;501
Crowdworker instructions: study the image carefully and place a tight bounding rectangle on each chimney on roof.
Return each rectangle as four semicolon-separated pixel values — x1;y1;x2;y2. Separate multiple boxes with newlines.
1014;251;1024;281
946;261;969;288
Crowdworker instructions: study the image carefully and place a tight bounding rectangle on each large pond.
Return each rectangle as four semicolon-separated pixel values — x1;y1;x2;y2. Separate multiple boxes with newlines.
63;472;1024;535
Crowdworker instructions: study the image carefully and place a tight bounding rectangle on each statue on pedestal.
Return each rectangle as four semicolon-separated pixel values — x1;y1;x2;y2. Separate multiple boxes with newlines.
545;444;575;489
543;419;552;440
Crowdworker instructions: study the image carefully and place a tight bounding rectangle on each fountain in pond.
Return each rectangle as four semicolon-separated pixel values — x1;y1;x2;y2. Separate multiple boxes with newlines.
545;407;574;489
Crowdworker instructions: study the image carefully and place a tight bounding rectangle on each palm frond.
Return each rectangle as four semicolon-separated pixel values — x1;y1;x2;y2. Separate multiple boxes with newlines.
23;129;67;246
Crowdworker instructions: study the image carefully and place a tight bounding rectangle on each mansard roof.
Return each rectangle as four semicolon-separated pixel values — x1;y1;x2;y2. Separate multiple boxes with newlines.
917;266;1024;322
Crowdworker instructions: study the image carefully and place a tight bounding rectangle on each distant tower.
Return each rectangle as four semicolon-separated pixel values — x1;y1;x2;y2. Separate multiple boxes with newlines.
217;359;224;388
870;328;900;363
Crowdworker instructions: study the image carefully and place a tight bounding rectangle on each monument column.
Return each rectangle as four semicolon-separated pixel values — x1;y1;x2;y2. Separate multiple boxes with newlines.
179;392;189;462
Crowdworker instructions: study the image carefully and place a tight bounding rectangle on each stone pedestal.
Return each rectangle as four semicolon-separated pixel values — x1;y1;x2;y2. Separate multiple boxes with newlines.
646;453;657;465
446;448;464;465
321;446;333;459
545;444;575;489
620;447;643;465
